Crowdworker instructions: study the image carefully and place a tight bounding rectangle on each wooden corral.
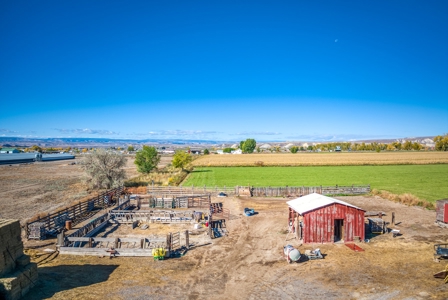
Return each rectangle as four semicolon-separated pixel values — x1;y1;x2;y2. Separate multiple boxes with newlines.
436;199;448;224
135;194;211;209
145;185;371;198
58;231;190;257
209;202;230;220
287;193;365;243
109;210;204;224
26;186;126;239
147;186;235;197
250;185;370;197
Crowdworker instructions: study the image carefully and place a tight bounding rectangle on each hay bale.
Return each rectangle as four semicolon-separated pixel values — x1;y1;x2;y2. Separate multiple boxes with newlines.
0;220;24;277
0;263;37;300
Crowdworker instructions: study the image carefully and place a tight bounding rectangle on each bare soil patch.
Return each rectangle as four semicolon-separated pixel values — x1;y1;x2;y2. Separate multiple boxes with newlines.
0;158;138;223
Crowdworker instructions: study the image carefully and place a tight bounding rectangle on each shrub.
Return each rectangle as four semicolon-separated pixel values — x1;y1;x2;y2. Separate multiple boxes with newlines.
124;181;148;187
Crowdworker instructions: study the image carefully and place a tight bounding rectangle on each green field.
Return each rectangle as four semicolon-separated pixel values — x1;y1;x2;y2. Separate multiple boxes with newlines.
183;165;448;202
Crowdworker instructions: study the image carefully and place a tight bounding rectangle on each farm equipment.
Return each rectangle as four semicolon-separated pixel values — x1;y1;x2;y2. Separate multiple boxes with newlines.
284;245;301;263
152;247;166;260
244;208;255;216
433;264;448;283
434;244;448;262
304;248;323;260
391;229;400;237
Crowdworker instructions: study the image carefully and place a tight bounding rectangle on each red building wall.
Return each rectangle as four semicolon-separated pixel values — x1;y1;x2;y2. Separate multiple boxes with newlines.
289;203;365;243
436;199;448;223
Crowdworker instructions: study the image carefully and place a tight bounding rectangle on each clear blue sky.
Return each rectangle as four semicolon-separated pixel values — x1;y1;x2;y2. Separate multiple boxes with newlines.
1;1;447;141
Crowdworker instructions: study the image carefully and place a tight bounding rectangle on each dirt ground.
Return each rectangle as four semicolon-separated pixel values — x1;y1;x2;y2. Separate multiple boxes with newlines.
19;195;447;300
1;160;447;299
0;157;138;223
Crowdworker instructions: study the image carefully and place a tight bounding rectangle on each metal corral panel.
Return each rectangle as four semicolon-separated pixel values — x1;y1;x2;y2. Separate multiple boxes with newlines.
289;201;365;243
436;199;448;223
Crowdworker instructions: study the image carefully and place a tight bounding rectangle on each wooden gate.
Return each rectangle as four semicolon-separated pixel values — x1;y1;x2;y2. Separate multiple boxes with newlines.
171;232;181;249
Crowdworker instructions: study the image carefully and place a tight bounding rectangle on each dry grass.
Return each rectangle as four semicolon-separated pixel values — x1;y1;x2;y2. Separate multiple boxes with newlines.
193;152;448;167
371;189;436;209
127;168;188;187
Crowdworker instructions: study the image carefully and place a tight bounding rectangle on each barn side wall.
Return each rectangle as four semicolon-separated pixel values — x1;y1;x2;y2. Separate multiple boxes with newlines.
436;199;448;223
301;203;365;243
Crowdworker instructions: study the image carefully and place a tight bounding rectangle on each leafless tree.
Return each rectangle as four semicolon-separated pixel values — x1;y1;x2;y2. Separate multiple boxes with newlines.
80;149;127;190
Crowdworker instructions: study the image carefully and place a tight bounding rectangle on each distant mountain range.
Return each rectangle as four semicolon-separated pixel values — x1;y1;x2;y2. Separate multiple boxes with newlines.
0;136;437;148
0;137;223;148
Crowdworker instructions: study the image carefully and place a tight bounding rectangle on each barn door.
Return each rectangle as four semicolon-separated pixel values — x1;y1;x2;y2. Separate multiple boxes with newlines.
334;219;344;242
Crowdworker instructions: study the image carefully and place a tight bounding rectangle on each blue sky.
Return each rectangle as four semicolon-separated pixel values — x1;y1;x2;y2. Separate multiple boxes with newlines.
1;1;447;141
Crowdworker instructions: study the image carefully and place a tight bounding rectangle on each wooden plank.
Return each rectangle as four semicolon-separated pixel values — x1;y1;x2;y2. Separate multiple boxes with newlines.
66;237;166;243
59;247;156;256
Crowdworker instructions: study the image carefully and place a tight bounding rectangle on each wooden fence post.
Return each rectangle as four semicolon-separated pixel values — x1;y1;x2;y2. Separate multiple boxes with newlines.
185;230;189;249
167;233;172;254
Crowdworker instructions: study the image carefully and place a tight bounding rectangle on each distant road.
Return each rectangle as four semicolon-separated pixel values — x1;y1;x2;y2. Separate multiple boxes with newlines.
0;153;75;165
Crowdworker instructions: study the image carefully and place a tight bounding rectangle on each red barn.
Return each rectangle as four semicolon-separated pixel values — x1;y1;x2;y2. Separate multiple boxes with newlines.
287;193;365;243
436;199;448;224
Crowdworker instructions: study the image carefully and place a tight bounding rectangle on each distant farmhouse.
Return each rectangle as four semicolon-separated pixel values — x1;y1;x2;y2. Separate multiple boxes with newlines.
0;147;20;154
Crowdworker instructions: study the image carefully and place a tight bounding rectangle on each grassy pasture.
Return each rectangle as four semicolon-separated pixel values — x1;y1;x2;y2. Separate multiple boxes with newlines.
192;152;448;167
183;165;448;202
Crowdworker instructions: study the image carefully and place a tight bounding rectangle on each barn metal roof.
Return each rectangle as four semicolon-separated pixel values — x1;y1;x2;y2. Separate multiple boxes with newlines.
286;193;364;215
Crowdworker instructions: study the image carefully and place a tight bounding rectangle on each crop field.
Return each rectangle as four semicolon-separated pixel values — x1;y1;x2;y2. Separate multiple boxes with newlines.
183;165;448;202
192;152;448;167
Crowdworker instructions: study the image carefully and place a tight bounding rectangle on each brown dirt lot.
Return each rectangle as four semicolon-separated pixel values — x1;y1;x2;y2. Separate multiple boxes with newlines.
1;160;447;299
21;195;448;300
0;157;138;224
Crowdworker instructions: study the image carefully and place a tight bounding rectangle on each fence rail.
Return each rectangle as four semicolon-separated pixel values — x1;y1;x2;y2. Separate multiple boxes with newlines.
109;209;202;224
26;186;126;239
147;185;235;196
248;185;370;197
59;230;190;257
146;185;370;198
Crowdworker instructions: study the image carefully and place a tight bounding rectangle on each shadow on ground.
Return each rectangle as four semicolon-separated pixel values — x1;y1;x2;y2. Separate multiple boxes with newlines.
190;169;212;173
27;264;119;300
